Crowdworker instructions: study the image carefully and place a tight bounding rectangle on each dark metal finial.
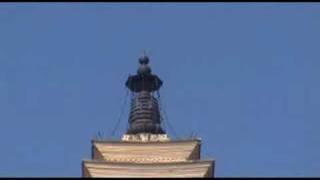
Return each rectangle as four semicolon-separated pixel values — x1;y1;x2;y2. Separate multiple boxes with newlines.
124;54;165;135
125;55;162;92
139;51;149;65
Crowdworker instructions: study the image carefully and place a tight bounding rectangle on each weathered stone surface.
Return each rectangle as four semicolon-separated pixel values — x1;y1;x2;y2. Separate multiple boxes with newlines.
82;160;213;178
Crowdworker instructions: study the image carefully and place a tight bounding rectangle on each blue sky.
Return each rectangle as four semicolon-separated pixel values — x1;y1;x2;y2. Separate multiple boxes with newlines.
0;3;319;177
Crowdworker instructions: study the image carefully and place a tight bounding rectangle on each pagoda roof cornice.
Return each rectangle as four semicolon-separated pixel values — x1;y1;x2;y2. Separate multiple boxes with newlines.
91;138;202;144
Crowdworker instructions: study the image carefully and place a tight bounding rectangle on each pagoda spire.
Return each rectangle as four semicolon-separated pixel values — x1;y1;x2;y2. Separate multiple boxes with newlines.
125;54;165;135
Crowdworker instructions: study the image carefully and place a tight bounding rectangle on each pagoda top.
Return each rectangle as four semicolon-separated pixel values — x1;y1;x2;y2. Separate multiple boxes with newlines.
125;55;162;92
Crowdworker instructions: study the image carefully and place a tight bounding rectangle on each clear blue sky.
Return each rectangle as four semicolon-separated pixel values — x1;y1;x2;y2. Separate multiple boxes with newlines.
0;3;319;177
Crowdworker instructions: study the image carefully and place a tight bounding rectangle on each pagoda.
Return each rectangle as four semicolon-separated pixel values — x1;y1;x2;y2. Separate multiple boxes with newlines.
81;55;215;177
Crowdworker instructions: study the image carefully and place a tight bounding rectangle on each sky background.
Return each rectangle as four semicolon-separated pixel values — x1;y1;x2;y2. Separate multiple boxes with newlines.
0;3;319;177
